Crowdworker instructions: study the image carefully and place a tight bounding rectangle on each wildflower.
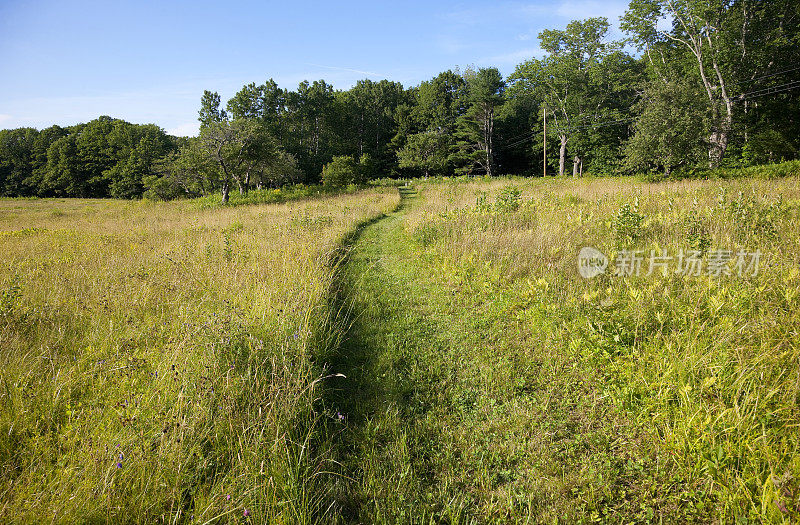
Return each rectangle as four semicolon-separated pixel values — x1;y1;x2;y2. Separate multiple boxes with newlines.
116;462;122;468
226;494;231;501
243;509;250;517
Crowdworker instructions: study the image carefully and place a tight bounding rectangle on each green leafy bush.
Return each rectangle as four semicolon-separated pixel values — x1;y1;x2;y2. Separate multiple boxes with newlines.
495;187;522;212
683;214;712;254
322;156;366;187
641;159;800;182
612;199;644;243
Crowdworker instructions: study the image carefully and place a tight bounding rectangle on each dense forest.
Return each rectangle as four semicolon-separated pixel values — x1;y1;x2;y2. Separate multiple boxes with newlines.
2;1;798;202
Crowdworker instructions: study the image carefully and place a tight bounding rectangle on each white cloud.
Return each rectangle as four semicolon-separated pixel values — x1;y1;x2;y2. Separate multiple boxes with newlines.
166;122;199;137
304;63;383;79
0;114;12;126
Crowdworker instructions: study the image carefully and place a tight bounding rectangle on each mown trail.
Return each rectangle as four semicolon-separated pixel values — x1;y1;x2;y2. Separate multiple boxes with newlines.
322;189;468;522
318;187;638;524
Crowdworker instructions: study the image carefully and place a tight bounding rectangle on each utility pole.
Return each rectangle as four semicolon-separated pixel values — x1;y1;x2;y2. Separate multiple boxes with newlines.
542;106;547;177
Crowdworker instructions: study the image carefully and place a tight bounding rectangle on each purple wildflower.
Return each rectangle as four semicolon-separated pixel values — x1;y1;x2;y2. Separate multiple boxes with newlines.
116;462;122;468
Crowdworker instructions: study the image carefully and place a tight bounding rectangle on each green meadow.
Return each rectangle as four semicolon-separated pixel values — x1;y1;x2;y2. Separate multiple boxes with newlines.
2;172;800;523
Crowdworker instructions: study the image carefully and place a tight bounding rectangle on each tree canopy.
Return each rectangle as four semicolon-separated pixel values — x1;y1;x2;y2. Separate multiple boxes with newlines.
1;4;798;199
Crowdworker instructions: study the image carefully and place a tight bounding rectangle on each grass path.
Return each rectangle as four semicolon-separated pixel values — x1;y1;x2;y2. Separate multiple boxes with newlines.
318;189;639;523
317;177;800;523
322;192;468;521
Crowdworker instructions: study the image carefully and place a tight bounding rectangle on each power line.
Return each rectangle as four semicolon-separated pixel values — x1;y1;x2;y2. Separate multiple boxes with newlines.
743;83;800;100
733;64;800;87
502;80;798;150
503;115;636;149
741;78;800;96
739;79;800;100
571;116;636;132
505;131;537;148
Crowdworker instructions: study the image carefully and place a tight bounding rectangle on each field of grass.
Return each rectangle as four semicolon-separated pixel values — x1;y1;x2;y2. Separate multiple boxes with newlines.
393;176;800;522
2;173;799;523
0;191;399;522
311;174;799;523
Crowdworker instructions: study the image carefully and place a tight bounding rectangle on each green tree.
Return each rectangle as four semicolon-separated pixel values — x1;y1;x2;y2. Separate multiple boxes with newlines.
415;70;468;134
284;80;338;180
227;79;287;140
452;68;505;176
620;0;799;167
510;18;628;176
257;148;302;189
105;133;164;198
198;90;227;128
197;119;280;203
340;79;407;175
145;142;215;200
0;128;37;196
397;131;450;177
321;155;363;187
623;79;708;175
44;135;84;196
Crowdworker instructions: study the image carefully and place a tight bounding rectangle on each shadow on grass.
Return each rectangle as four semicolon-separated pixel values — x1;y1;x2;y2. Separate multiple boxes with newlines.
313;194;413;521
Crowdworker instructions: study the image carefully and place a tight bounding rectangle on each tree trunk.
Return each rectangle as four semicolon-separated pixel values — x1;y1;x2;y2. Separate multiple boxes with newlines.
559;135;567;176
573;155;581;177
662;8;734;168
221;181;230;204
708;111;732;168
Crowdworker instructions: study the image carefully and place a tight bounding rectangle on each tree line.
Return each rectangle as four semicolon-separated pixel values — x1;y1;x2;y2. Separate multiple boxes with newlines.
2;0;798;201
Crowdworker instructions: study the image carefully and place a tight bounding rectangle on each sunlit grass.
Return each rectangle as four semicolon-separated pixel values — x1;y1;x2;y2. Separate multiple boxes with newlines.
399;174;800;521
3;172;799;522
0;191;398;523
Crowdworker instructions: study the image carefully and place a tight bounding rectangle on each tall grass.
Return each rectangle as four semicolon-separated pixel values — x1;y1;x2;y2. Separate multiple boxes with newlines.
190;184;364;209
403;174;800;521
0;191;398;523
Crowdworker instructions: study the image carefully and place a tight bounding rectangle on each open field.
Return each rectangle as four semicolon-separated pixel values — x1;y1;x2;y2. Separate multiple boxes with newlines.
0;191;399;522
322;175;800;523
2;174;800;523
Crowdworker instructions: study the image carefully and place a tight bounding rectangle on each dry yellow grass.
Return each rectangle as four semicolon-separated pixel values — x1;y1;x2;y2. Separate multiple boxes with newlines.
0;191;398;523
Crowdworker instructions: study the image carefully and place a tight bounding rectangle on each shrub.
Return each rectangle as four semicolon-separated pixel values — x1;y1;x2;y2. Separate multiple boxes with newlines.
358;153;378;181
495;187;522;212
322;156;366;187
612;199;644;243
683;214;712;254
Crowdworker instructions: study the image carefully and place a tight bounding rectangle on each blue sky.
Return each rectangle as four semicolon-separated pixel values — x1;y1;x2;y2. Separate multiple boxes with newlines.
0;0;629;136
